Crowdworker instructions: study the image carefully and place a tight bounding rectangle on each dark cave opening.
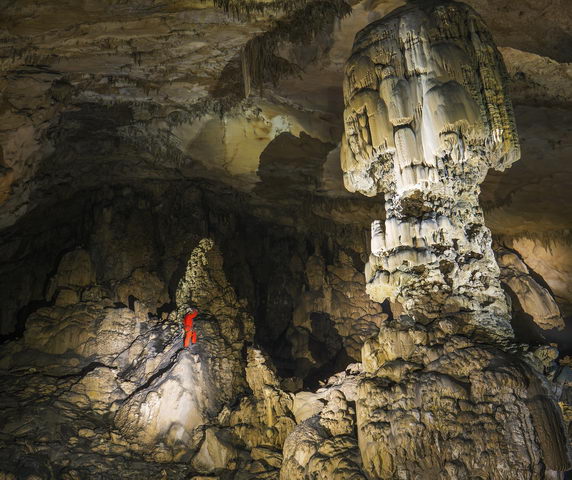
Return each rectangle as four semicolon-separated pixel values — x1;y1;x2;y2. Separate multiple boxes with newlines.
211;208;357;389
0;179;364;394
1;0;572;477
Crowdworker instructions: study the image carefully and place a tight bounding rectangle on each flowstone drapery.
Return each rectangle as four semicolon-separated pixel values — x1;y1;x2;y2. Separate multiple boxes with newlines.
341;0;519;339
339;1;571;477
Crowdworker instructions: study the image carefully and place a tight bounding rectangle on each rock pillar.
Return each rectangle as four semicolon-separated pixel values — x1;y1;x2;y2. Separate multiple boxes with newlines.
341;0;519;339
342;2;570;477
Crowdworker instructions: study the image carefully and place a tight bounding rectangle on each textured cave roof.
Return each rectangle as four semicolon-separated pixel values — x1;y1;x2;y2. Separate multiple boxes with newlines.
0;0;571;237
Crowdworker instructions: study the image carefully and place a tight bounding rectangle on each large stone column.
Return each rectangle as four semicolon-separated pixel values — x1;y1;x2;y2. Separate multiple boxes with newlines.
341;1;570;477
341;0;519;340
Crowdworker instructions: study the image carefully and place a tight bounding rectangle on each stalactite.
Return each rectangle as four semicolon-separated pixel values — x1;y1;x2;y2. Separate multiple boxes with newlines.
241;0;351;97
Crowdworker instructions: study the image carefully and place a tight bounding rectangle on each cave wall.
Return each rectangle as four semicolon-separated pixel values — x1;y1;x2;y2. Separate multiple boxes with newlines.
1;0;572;478
0;179;383;383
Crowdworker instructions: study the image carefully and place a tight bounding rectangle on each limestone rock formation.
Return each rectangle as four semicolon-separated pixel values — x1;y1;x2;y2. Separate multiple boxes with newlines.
0;0;572;478
340;1;571;478
281;366;366;480
502;237;572;318
0;236;279;476
342;0;520;339
0;247;197;476
115;238;256;462
498;248;565;331
289;250;386;383
358;317;570;478
225;348;296;477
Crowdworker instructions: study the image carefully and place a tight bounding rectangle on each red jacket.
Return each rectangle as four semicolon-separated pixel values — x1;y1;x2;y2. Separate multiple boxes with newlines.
183;310;198;347
184;310;198;331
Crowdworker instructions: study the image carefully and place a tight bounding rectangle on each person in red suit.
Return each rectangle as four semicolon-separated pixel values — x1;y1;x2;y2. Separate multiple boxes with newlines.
183;309;198;347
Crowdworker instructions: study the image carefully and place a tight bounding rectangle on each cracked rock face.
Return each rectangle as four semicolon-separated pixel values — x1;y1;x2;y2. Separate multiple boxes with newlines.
115;238;255;453
0;233;289;477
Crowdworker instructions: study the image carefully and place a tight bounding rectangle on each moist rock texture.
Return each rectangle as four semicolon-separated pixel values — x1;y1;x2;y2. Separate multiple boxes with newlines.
0;236;285;477
342;0;519;339
358;319;570;479
338;0;571;478
281;365;366;480
0;0;572;478
115;238;255;454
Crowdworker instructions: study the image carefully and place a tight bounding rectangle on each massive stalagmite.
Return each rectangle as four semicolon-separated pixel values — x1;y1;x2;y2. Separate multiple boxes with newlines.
342;0;519;339
339;1;571;477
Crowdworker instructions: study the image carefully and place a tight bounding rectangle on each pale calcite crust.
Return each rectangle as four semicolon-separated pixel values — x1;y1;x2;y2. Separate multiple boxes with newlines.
342;0;520;338
332;3;570;480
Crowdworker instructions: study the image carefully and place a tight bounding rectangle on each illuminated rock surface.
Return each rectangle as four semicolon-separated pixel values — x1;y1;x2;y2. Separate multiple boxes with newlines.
341;0;519;339
338;1;570;478
0;0;572;478
497;248;565;332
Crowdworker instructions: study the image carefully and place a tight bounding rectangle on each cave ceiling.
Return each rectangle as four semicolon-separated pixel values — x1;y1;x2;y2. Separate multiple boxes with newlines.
2;1;572;477
0;0;571;232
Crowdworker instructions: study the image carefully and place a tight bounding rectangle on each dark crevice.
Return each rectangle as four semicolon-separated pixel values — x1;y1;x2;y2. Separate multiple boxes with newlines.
44;362;116;381
125;347;184;400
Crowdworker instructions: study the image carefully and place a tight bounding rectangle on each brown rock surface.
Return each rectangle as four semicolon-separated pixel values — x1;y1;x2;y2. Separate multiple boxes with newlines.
0;0;571;478
339;1;571;478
